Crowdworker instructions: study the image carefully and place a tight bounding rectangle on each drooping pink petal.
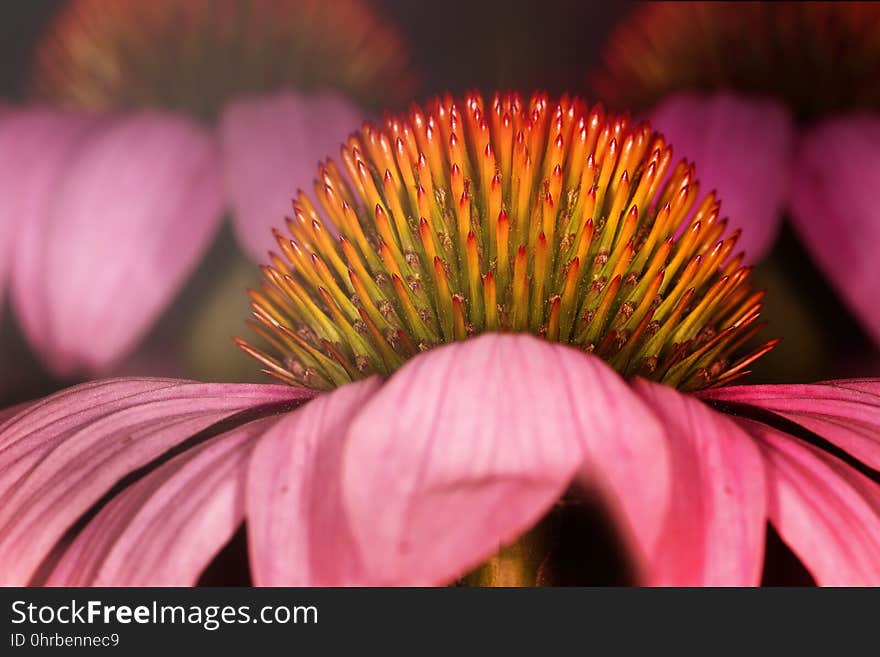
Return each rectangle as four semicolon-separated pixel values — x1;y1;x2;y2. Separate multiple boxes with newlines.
12;112;224;377
0;377;311;585
738;419;880;585
633;380;766;586
220;90;364;260
700;380;880;472
47;416;277;586
247;378;381;586
341;334;670;586
557;348;670;581
788;114;880;347
0;108;97;345
649;92;793;260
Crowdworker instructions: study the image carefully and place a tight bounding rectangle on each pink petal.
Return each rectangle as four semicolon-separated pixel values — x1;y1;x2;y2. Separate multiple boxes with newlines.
788;115;880;346
738;419;880;585
0;109;97;347
12;111;224;376
633;380;766;586
558;349;671;580
220;90;363;260
47;416;276;586
247;378;382;586
0;110;27;305
649;92;793;260
700;380;880;472
341;334;670;585
0;377;311;585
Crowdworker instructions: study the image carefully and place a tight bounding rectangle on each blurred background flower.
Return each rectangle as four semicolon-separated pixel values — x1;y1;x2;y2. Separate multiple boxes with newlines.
0;0;416;392
31;0;417;259
593;1;880;370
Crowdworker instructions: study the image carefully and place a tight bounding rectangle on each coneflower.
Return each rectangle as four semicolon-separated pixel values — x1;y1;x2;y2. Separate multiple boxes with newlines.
1;93;878;587
0;0;417;376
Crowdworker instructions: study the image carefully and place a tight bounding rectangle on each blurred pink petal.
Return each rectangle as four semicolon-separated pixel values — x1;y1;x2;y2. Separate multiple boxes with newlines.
47;416;275;586
341;334;670;585
739;419;880;585
0;109;97;343
5;112;223;376
247;378;381;586
788;115;880;346
0;103;11;292
220;90;363;260
0;110;20;306
634;380;766;585
0;377;308;585
649;93;793;260
42;113;223;375
700;380;880;471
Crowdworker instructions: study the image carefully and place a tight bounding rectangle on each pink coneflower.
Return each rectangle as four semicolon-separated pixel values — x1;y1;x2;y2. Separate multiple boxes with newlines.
0;0;416;376
593;1;880;347
1;92;878;587
30;0;417;259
